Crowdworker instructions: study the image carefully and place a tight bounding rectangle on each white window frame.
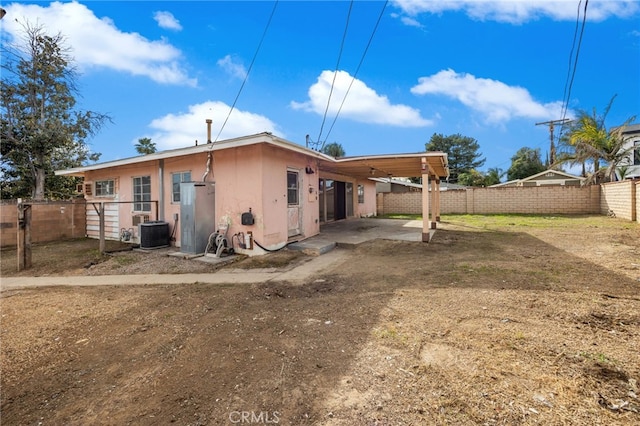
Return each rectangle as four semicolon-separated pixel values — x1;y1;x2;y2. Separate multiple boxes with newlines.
171;171;191;203
287;170;299;206
357;184;365;204
133;176;151;212
95;179;115;197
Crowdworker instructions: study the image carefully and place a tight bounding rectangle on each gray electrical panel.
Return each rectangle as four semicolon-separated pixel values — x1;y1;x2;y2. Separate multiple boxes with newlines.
180;182;215;254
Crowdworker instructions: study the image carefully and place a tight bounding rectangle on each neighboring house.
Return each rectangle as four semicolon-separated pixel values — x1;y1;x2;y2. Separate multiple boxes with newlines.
617;124;640;179
57;131;449;254
491;169;586;187
372;178;422;193
372;177;466;192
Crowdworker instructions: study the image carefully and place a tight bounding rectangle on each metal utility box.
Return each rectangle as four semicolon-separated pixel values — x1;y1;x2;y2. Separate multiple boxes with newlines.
180;182;215;254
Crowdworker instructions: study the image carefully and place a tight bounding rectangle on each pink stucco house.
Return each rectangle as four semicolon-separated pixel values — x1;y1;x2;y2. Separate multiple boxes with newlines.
56;131;448;255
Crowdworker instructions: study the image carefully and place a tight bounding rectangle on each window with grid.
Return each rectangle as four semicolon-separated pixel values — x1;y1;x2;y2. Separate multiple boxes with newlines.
172;171;191;203
287;170;299;205
357;184;365;204
95;179;115;197
133;176;151;212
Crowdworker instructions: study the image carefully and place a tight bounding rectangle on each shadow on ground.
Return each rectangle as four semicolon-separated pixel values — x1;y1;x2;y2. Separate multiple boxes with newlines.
1;221;639;424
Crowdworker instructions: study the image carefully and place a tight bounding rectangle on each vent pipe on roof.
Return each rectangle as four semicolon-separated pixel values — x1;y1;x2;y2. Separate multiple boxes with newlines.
206;119;212;144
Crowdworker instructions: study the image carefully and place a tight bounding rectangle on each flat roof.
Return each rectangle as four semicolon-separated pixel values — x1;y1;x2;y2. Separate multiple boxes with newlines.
56;132;449;179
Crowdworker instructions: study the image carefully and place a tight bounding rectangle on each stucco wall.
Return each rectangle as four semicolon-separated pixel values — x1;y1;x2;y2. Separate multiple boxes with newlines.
82;145;323;251
358;179;377;217
84;160;163;242
214;145;269;248
0;200;86;248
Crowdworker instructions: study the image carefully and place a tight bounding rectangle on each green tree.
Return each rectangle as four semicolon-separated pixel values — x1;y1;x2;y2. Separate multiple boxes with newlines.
135;137;156;155
457;167;504;187
321;142;345;158
558;96;636;183
425;133;485;183
458;169;487;187
484;167;504;186
1;23;108;200
507;147;545;181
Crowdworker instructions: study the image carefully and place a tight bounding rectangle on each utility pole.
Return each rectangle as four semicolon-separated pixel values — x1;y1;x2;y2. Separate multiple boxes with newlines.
535;118;571;168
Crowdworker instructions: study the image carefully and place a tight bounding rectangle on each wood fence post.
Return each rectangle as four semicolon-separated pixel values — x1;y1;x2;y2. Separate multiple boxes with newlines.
17;199;32;271
99;202;105;253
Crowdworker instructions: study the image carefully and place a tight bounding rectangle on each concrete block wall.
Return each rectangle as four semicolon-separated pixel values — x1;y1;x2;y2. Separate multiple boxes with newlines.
0;200;86;248
377;186;602;216
380;192;423;214
442;190;467;213
600;180;636;221
0;200;18;248
468;186;600;214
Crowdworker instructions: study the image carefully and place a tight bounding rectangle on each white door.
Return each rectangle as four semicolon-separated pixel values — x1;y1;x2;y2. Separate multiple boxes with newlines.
287;169;301;237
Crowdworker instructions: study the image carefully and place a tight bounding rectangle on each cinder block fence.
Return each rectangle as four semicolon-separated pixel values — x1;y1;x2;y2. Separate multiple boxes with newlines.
0;199;86;249
377;181;639;222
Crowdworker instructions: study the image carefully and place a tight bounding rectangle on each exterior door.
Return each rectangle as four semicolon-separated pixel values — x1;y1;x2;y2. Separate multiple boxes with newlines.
287;169;301;237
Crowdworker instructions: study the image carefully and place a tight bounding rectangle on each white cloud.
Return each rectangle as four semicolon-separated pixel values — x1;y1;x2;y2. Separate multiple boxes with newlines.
147;101;281;150
153;11;183;31
4;1;195;86
411;69;565;122
217;55;248;80
392;0;640;24
291;70;433;127
390;12;424;28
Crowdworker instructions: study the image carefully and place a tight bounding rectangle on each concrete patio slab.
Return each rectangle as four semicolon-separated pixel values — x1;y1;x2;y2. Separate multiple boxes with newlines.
292;218;432;252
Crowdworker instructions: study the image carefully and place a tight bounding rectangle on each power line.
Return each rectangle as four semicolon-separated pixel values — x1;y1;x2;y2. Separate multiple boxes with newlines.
560;1;582;122
559;0;589;137
316;0;354;145
214;0;279;143
322;0;389;149
491;0;589;174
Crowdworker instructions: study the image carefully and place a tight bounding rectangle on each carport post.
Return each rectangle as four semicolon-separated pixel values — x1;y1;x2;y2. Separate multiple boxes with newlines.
430;179;437;229
434;179;441;222
421;158;430;242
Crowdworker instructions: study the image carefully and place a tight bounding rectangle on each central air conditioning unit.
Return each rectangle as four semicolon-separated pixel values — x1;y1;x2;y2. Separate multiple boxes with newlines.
139;221;170;249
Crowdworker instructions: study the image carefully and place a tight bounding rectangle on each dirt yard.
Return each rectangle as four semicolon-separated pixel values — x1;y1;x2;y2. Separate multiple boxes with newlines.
1;215;639;425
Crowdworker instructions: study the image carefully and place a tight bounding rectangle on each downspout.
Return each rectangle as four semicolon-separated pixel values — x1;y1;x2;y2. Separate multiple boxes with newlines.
158;159;165;221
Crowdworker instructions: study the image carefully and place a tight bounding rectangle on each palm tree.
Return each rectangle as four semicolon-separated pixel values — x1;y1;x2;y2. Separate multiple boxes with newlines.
135;137;156;155
559;96;636;183
484;167;504;186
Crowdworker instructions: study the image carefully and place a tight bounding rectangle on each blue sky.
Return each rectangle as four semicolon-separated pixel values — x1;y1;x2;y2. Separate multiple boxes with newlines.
2;0;639;176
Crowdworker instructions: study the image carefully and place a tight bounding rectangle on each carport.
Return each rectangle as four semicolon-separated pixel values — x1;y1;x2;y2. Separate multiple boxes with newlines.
318;152;449;242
